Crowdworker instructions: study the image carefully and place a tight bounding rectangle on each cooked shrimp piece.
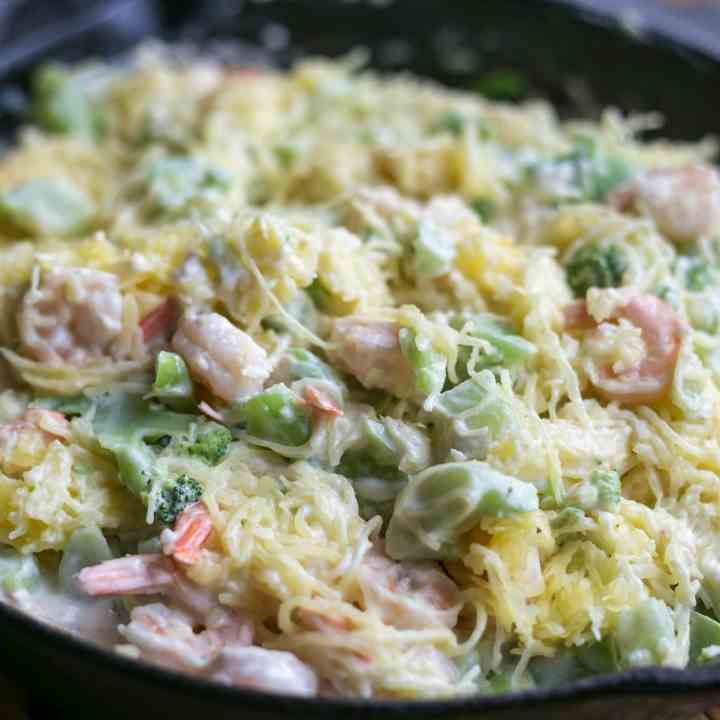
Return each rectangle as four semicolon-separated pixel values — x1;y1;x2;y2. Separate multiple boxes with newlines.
355;544;461;630
328;318;414;397
212;646;319;696
170;502;213;565
139;297;179;345
19;267;123;365
76;554;176;596
566;294;684;405
302;384;343;417
120;603;224;672
22;408;70;439
171;312;271;404
610;165;720;244
79;553;253;644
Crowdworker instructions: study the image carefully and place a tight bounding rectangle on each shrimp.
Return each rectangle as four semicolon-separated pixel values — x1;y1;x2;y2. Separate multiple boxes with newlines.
19;267;123;365
212;646;318;696
171;312;271;404
565;294;684;405
328;318;414;397
78;553;317;694
120;603;224;672
610;165;720;244
354;543;461;631
169;502;213;565
78;554;254;670
139;297;179;345
302;384;343;417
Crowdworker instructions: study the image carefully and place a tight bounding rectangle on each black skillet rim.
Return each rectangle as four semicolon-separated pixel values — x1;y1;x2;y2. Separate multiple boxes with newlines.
1;0;720;713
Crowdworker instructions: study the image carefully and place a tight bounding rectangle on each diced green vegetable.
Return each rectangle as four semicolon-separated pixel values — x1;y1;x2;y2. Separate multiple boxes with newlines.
690;610;720;665
475;69;528;101
614;598;675;668
0;179;95;237
155;474;203;525
283;348;341;384
565;244;627;298
470;197;496;223
32;394;91;416
337;449;407;525
58;526;113;595
274;143;299;168
151;351;194;411
306;278;333;312
91;393;194;495
386;461;539;561
686;261;715;292
263;292;319;335
551;506;586;531
530;137;632;204
431;370;515;460
399;328;447;399
412;218;456;278
0;547;41;594
530;639;618;688
142;156;230;218
231;383;311;447
589;469;621;511
452;314;537;374
32;63;103;139
432;111;465;136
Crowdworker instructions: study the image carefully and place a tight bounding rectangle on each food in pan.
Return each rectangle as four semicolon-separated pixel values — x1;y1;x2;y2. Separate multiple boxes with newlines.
0;48;719;698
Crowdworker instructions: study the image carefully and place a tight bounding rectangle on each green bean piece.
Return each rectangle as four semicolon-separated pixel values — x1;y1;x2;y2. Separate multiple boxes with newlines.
614;598;675;668
232;383;311;447
431;370;515;460
0;547;41;594
412;218;455;279
452;314;536;374
283;348;341;384
386;461;538;561
32;63;103;139
0;179;95;237
529;639;618;688
399;328;447;399
142;156;230;219
690;610;720;665
151;351;195;411
58;526;113;595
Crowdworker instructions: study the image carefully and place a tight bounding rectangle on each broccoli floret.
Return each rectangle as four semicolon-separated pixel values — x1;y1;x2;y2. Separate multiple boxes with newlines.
565;243;627;298
155;474;203;525
469;197;496;223
686;260;715;292
91;393;195;496
180;422;232;466
590;468;620;511
432;111;465;136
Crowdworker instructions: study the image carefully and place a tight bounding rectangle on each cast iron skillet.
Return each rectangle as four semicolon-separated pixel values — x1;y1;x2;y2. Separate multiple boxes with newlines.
1;1;720;718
